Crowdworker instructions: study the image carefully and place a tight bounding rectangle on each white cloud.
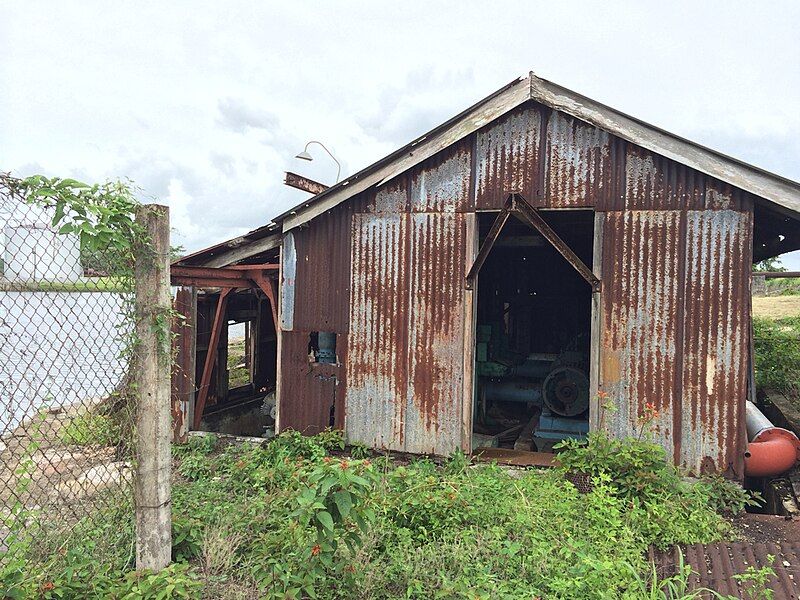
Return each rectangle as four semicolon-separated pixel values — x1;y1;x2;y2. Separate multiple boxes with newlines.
163;178;200;250
1;0;799;262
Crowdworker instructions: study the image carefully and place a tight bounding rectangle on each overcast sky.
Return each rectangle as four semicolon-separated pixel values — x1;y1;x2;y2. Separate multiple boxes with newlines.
2;1;799;267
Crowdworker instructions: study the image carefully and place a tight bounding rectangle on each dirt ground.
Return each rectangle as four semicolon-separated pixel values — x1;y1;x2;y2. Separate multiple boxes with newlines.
733;512;800;544
752;295;800;319
0;405;130;518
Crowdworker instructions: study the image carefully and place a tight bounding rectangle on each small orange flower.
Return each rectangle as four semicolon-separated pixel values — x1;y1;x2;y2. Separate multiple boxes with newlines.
363;460;371;468
340;460;349;470
41;582;55;591
323;456;332;464
597;390;610;400
311;544;321;556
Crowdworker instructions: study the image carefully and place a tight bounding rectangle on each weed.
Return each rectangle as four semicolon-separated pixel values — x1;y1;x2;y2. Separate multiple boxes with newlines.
60;411;120;447
201;524;244;577
694;475;763;516
8;428;753;599
753;316;800;402
348;442;372;460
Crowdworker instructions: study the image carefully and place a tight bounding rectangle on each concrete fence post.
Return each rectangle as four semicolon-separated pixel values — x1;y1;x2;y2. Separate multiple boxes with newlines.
134;204;172;571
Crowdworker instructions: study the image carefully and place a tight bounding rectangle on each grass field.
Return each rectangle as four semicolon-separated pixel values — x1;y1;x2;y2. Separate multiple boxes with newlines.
0;277;127;292
752;295;800;319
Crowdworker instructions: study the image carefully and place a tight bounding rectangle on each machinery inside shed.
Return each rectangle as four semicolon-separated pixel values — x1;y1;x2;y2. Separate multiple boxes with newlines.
472;210;595;453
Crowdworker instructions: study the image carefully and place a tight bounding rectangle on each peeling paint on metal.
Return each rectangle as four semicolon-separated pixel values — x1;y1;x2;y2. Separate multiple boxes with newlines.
680;209;751;476
600;206;751;476
405;212;466;454
371;180;408;214
345;212;466;455
279;232;296;331
601;211;683;454
410;140;472;212
544;111;611;207
345;213;410;450
475;104;543;209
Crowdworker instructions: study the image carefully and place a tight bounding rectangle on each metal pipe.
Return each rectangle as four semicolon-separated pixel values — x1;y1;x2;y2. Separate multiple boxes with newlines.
745;401;775;441
481;378;543;404
744;401;800;478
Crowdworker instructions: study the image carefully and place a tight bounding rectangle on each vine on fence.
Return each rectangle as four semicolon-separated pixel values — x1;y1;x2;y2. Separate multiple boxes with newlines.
4;174;145;281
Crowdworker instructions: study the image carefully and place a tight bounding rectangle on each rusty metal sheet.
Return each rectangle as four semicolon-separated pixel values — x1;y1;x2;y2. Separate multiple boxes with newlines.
405;212;466;454
345;213;410;450
345;212;466;455
655;542;800;599
284;171;329;195
410;139;472;212
600;211;684;454
288;205;355;333
369;179;408;214
171;287;195;442
278;330;345;434
277;192;373;431
622;145;707;211
600;206;752;476
280;232;296;331
544;111;612;208
680;209;751;476
475;104;543;209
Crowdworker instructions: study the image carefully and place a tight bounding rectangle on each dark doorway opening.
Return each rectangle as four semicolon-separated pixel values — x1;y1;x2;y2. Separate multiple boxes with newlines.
472;209;595;454
195;289;278;436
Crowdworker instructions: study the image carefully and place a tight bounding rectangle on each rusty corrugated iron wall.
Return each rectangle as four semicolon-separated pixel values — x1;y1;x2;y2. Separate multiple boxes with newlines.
171;287;196;442
600;144;753;476
680;208;752;475
600;210;685;456
345;142;471;455
279;100;756;472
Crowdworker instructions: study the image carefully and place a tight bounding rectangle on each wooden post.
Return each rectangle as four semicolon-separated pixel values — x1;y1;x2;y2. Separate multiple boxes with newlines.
134;204;172;571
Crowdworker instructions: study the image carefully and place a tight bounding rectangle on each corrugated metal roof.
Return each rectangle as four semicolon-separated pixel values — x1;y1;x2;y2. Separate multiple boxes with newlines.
655;542;800;599
175;223;280;268
277;72;800;231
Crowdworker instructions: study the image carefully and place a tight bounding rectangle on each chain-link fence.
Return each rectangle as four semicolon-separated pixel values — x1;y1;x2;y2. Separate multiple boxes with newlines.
0;175;147;580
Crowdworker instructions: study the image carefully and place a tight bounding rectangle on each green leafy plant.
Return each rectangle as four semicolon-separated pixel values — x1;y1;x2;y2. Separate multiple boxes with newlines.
556;430;681;501
694;475;762;516
16;175;144;279
277;457;378;597
732;559;775;600
348;442;372;460
8;426;749;599
113;563;202;599
60;411;121;447
753;316;800;401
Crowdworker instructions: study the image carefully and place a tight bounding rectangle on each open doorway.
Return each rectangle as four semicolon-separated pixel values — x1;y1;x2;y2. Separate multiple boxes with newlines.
194;289;278;436
472;209;595;454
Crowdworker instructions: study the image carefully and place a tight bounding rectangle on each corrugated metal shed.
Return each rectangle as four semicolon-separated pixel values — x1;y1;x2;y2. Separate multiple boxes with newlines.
177;72;800;476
